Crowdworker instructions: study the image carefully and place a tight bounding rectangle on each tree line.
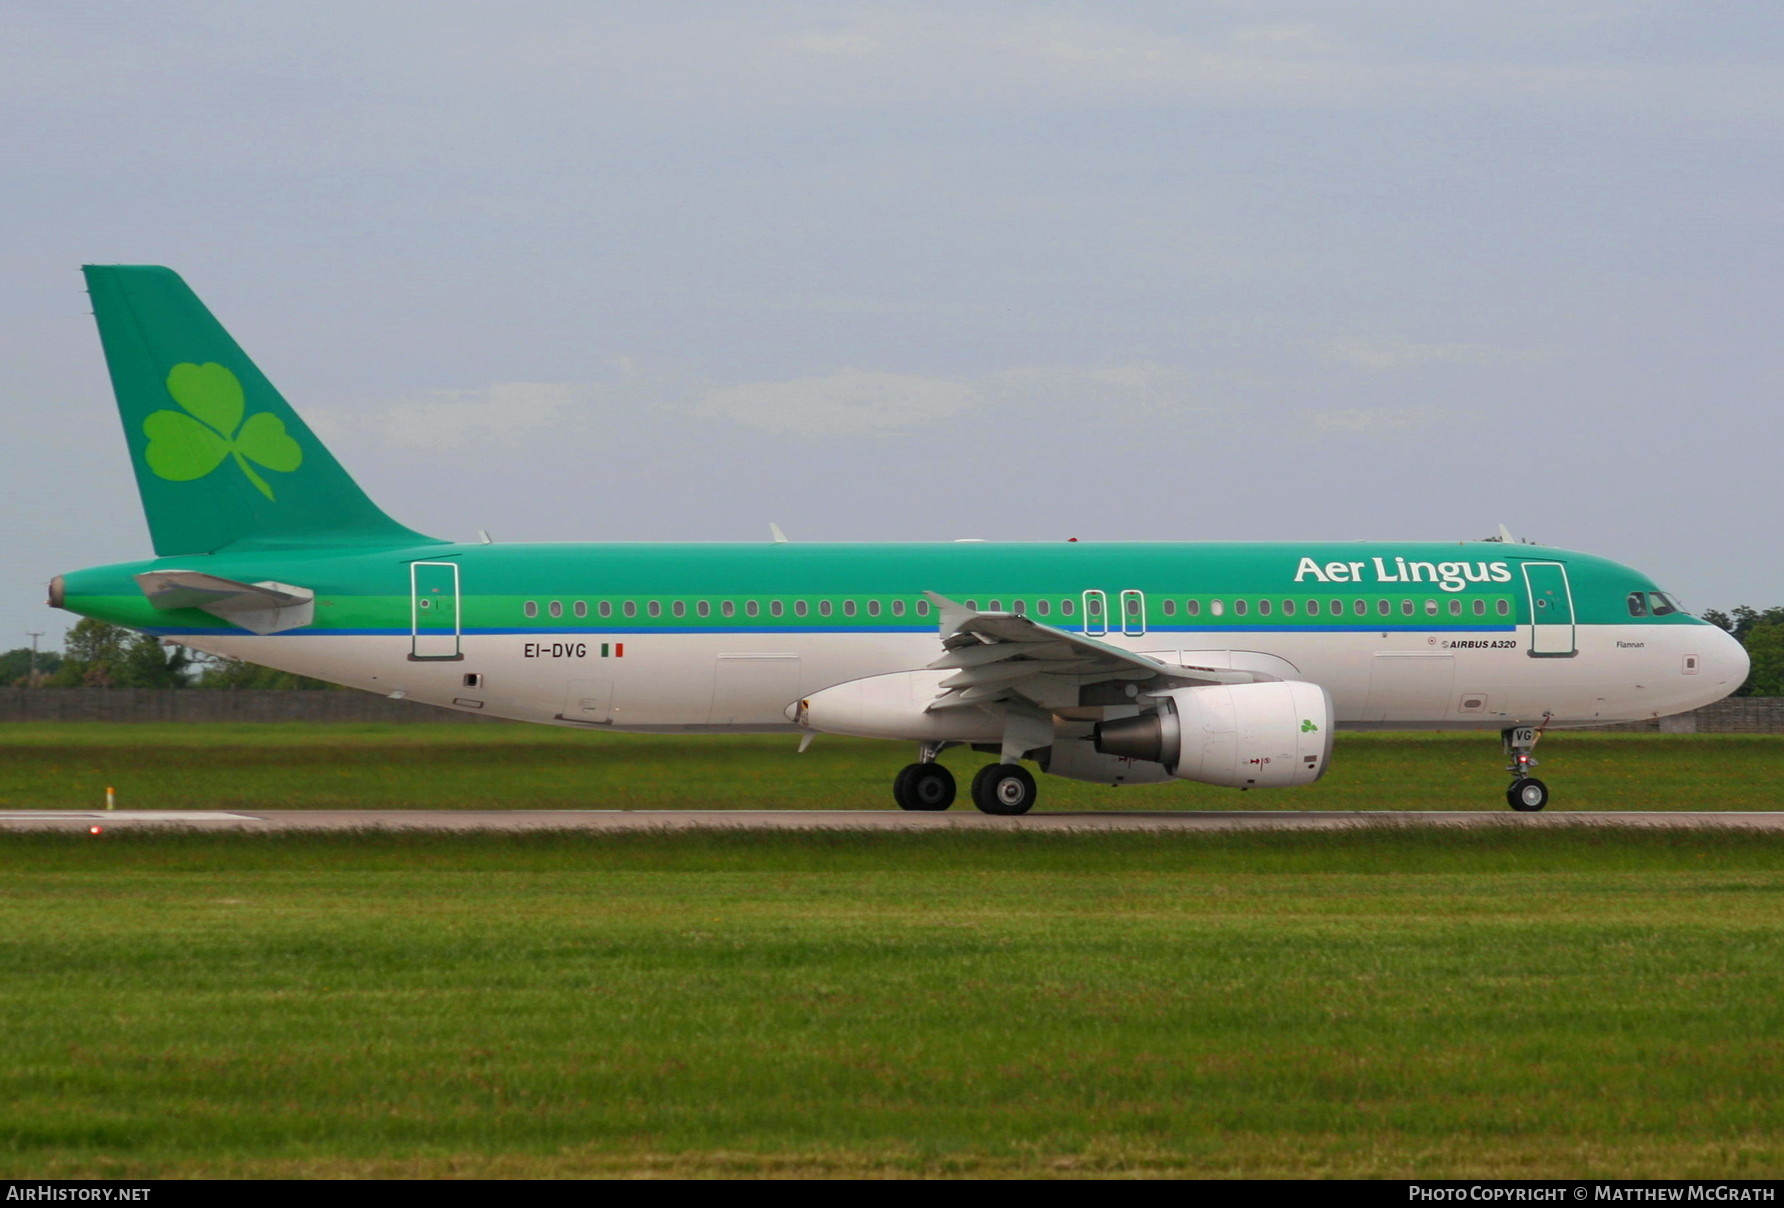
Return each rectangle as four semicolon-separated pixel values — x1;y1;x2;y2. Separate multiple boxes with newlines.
1702;606;1784;697
4;609;1782;695
1;619;332;689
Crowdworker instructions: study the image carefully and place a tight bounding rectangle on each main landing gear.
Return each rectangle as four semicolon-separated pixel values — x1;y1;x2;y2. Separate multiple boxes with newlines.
971;763;1037;816
891;745;1039;815
892;761;956;811
893;743;956;811
1502;719;1551;812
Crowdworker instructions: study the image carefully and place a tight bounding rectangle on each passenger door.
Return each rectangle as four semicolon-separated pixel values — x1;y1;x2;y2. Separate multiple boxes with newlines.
1522;562;1576;658
410;560;462;661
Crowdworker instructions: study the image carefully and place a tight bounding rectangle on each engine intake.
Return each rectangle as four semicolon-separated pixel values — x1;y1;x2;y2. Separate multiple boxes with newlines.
1093;680;1334;789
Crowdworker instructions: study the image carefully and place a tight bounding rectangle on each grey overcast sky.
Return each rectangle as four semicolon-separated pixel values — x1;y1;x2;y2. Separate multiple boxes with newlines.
4;1;1781;650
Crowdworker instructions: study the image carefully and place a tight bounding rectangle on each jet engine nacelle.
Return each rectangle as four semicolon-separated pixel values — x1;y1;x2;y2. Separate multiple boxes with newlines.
1092;681;1335;789
790;670;1006;743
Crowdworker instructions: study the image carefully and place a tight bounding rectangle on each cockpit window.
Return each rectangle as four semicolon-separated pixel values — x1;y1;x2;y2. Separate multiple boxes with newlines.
1648;592;1680;617
1627;592;1648;618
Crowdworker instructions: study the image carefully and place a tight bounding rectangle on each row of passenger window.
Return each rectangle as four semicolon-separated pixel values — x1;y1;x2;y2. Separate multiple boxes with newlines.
1162;596;1510;619
959;597;1508;619
963;599;1076;616
522;598;937;620
519;595;1512;621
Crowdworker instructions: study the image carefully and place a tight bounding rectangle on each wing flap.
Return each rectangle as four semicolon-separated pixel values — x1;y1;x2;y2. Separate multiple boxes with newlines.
920;591;1276;712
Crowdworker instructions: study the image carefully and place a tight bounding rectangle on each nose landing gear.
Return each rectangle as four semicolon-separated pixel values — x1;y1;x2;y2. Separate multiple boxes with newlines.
1507;776;1549;811
1503;718;1551;812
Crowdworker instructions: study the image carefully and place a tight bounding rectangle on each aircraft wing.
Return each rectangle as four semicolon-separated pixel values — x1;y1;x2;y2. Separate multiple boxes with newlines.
922;591;1269;712
134;570;315;635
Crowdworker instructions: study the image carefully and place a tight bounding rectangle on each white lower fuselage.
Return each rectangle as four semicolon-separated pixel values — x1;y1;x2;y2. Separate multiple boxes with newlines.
182;619;1733;734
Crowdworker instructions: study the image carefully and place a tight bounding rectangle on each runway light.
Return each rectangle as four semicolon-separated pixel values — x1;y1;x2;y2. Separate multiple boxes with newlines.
89;826;103;836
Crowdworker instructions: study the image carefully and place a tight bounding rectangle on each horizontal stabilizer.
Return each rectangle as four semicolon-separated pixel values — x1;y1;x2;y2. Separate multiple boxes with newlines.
135;570;315;635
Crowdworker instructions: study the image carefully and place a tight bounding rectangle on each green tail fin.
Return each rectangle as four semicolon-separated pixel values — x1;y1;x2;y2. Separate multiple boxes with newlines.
83;265;439;556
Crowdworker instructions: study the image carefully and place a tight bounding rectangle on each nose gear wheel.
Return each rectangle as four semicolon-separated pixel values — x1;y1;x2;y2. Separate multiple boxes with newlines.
1507;776;1549;812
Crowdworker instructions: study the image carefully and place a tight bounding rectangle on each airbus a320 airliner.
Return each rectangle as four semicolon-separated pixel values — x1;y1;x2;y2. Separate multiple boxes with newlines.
49;267;1749;814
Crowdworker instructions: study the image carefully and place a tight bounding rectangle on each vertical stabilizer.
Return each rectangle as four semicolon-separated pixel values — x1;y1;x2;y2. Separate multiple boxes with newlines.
83;265;438;556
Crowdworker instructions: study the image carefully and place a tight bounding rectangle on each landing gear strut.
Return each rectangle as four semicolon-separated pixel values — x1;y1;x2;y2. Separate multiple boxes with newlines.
892;743;956;811
1502;718;1551;812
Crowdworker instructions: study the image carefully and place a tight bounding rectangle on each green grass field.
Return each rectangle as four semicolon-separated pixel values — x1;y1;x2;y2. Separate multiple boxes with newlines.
3;727;1783;1178
5;827;1784;1178
1;723;1781;811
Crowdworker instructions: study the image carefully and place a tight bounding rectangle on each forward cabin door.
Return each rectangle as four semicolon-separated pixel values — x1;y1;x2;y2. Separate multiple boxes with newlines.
1522;562;1577;658
410;560;462;660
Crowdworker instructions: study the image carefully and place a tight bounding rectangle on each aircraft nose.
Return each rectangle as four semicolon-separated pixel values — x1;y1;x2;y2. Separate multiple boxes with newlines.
1708;625;1751;690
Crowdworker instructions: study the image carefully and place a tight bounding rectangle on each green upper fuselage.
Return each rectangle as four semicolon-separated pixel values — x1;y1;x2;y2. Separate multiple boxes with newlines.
57;539;1703;639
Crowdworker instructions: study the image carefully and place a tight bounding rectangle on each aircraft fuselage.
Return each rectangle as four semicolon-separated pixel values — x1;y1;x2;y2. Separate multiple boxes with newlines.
56;539;1748;733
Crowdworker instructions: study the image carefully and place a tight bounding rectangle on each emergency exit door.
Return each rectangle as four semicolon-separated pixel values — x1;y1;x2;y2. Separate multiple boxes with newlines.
1082;590;1108;637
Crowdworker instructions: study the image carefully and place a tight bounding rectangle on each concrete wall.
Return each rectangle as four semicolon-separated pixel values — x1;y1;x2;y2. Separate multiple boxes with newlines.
1591;697;1784;734
0;688;497;723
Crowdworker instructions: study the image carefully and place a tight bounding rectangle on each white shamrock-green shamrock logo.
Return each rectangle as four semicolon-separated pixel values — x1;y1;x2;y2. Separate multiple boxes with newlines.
143;363;303;500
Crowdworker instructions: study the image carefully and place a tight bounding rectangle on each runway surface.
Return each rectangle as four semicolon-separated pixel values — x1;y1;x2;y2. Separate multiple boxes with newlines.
5;809;1784;832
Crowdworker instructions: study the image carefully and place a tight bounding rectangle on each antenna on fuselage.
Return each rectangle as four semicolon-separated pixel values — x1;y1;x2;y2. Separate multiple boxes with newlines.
1484;524;1538;546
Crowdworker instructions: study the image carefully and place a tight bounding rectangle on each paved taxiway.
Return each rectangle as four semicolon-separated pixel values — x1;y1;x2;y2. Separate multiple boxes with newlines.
4;809;1784;831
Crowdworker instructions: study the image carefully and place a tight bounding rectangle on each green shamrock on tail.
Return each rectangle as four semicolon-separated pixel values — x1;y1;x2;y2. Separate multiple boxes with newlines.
144;363;302;500
1301;719;1319;733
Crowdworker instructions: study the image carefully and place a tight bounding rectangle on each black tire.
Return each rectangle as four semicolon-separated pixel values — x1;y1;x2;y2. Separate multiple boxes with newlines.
1507;777;1549;812
971;763;1037;816
893;762;955;811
